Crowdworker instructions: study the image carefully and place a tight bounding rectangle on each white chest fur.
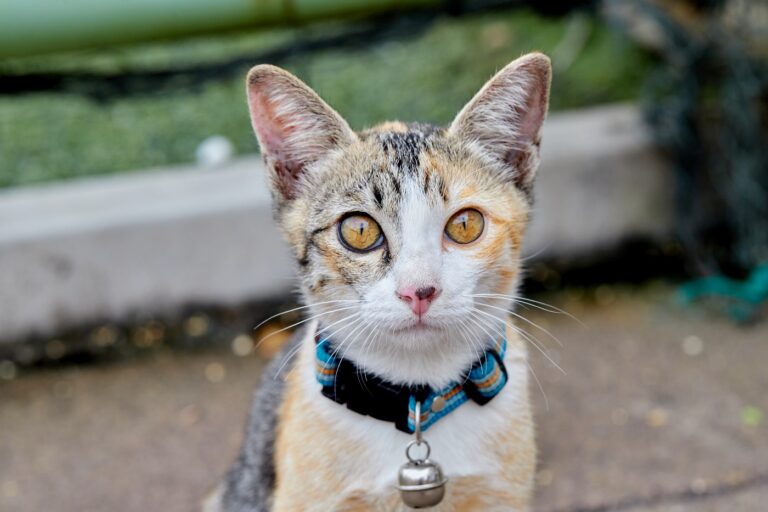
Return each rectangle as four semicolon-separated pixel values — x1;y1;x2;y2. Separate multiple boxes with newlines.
292;321;532;500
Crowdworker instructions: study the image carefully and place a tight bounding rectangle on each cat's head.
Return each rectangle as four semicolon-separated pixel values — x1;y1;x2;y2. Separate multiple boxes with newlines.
247;54;551;386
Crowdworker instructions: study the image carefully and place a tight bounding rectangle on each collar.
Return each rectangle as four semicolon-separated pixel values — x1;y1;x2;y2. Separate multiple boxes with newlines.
315;333;508;434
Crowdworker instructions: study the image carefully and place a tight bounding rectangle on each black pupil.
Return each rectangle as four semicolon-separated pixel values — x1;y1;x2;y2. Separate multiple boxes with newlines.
459;213;468;231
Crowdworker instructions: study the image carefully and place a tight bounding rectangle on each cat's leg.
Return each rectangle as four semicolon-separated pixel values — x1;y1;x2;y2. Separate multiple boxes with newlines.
213;335;302;512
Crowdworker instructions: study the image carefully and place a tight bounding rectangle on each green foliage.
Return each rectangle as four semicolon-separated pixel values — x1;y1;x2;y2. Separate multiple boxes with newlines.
0;10;653;188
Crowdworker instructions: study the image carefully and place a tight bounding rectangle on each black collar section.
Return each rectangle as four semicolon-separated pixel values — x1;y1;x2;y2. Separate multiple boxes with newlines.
314;333;508;433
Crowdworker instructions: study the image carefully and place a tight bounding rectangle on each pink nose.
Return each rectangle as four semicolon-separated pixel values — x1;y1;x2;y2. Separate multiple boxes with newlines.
396;286;440;316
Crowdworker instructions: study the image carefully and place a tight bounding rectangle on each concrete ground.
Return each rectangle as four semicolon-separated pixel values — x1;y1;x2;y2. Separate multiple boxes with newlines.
1;287;767;511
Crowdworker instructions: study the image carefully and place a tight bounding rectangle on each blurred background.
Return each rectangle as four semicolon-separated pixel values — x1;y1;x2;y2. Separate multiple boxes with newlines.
0;0;766;511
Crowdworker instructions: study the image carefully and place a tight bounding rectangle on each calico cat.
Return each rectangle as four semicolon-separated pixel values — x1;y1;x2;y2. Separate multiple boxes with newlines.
206;52;551;511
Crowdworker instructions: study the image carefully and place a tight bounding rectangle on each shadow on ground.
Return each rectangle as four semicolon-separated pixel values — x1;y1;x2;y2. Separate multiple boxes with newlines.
1;287;766;511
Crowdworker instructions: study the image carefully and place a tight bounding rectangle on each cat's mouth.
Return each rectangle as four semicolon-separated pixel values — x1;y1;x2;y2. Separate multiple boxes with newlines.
392;319;439;333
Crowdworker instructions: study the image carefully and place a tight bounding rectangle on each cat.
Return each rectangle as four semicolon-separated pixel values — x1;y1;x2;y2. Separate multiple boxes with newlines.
205;52;551;511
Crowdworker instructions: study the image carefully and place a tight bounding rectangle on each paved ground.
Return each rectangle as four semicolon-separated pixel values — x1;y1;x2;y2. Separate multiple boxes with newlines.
1;287;767;511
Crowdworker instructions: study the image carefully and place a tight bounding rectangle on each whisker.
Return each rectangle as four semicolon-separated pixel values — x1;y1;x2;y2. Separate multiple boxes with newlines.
253;299;362;331
457;314;484;364
469;293;582;325
342;317;373;391
527;359;550;412
474;300;564;348
317;312;363;339
470;308;566;375
464;310;514;390
329;318;367;361
355;319;382;394
274;312;362;379
465;311;499;352
273;340;306;380
448;316;473;357
476;307;552;409
464;311;499;366
255;305;360;348
453;318;482;386
518;243;553;262
330;318;370;396
516;298;583;326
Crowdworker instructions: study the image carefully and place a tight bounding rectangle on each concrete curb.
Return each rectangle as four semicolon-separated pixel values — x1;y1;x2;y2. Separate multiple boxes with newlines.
0;104;672;343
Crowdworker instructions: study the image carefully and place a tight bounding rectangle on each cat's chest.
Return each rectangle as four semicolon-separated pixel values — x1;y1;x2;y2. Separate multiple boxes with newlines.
313;394;518;492
289;323;532;495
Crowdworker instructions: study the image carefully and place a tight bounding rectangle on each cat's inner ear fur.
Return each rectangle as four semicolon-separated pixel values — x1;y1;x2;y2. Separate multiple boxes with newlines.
449;53;552;197
246;65;357;202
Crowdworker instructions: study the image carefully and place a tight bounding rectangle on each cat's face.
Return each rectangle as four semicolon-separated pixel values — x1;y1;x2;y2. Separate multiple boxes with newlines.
247;54;550;386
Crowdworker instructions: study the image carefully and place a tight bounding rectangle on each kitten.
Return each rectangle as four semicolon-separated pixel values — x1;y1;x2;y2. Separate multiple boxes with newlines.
206;52;551;511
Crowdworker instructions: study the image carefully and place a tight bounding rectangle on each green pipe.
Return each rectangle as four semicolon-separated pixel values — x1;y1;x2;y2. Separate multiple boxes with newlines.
0;0;441;59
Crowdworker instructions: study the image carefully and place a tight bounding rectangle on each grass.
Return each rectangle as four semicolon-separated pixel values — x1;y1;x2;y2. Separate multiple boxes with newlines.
0;9;654;188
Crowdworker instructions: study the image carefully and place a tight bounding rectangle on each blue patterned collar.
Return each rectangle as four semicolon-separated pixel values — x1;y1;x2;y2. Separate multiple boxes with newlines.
315;333;508;433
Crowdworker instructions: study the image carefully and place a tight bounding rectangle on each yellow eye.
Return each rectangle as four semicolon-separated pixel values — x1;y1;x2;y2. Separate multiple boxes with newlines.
445;208;484;244
338;213;384;252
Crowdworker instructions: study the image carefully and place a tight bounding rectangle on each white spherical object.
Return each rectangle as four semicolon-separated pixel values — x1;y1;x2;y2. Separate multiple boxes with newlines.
196;135;235;167
682;335;704;356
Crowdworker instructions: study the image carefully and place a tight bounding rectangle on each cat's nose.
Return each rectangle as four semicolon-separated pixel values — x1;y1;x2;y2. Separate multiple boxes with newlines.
396;286;441;316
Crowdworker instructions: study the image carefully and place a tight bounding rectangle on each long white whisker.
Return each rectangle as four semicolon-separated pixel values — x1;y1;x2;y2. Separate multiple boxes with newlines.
255;305;360;348
329;318;371;396
453;317;483;386
469;293;582;325
330;317;368;361
527;359;549;412
253;299;362;331
274;312;362;379
457;314;484;367
475;300;564;348
471;308;566;375
468;310;504;342
359;318;383;366
466;309;510;362
453;318;475;359
273;340;306;380
518;243;552;262
465;311;501;351
355;319;382;393
317;312;363;340
464;311;498;366
468;309;547;408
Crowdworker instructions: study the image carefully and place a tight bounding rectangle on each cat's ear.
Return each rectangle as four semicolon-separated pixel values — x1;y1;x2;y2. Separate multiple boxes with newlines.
246;65;357;202
449;53;551;197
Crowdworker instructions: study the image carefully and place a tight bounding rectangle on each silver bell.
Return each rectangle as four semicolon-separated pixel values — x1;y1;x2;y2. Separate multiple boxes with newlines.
396;401;448;509
397;455;447;508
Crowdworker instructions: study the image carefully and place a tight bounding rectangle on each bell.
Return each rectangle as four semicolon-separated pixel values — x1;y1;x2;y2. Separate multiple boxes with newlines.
397;401;448;508
397;458;447;508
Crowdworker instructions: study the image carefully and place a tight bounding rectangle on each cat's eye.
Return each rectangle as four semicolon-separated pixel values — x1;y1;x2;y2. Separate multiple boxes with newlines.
338;213;384;252
445;208;484;244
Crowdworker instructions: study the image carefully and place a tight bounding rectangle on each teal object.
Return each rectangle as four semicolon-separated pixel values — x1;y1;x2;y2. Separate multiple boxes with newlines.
0;0;439;58
679;264;768;323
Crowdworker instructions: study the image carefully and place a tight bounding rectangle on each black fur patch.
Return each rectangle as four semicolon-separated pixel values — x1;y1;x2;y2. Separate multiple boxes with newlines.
372;184;383;209
437;174;449;203
300;225;331;268
389;168;402;194
376;123;442;175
